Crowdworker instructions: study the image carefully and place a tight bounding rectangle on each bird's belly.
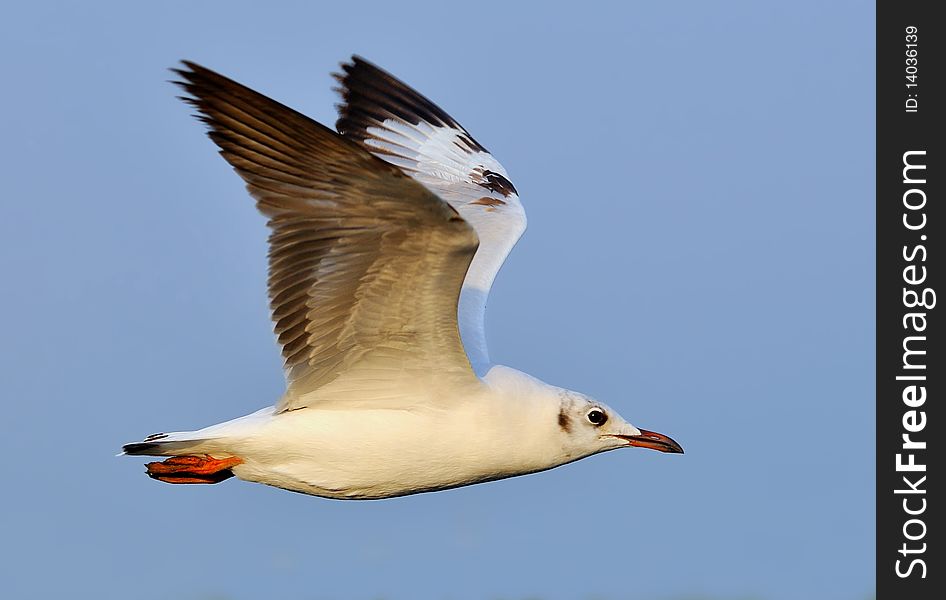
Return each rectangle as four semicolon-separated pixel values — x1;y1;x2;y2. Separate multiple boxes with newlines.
234;452;502;499
229;405;535;499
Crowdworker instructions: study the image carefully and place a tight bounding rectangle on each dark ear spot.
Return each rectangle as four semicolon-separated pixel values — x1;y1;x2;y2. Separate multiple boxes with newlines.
558;408;571;433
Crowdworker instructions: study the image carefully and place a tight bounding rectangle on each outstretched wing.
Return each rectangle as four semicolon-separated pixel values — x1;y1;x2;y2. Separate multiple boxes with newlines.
335;57;526;376
175;62;482;412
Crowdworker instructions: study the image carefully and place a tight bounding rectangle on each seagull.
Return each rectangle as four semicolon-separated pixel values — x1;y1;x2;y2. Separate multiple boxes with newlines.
122;57;683;499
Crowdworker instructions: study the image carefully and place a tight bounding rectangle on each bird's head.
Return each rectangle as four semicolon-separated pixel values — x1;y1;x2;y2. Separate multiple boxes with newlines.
555;391;684;458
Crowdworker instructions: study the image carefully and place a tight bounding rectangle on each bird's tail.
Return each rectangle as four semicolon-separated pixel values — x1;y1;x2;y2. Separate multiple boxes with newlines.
121;432;242;484
121;407;271;484
121;431;210;457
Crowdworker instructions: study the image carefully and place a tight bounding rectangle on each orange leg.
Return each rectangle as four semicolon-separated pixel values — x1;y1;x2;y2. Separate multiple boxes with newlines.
146;455;243;484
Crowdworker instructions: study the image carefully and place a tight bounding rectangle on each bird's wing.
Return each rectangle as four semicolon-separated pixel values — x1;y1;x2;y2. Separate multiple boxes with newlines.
335;57;526;376
176;62;482;412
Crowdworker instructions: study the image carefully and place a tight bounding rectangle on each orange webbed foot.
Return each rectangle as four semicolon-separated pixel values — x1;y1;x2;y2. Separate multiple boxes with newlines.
145;455;243;484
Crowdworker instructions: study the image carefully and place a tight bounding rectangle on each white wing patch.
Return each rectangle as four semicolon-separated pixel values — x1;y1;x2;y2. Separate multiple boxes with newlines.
365;122;501;184
336;58;527;376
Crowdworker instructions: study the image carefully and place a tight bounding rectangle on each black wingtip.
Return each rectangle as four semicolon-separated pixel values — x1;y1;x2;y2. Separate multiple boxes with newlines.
178;59;203;73
333;55;485;153
122;442;161;455
169;60;204;82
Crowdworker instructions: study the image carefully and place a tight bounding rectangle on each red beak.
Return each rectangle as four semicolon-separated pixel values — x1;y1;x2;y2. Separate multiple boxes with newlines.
614;429;684;454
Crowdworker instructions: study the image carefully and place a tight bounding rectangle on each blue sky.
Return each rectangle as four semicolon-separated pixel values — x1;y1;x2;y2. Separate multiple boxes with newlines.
0;2;874;599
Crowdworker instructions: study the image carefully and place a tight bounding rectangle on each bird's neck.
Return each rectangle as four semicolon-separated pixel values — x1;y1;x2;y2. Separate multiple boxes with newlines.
476;366;576;472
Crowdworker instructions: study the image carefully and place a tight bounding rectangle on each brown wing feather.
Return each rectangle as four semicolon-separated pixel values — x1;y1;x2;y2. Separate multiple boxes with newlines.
174;62;480;410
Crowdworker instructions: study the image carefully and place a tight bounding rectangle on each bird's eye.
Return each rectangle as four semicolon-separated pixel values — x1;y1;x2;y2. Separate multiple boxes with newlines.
587;410;607;426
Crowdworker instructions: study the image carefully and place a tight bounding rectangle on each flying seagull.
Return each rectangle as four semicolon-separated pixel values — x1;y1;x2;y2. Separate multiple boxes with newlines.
122;57;683;499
